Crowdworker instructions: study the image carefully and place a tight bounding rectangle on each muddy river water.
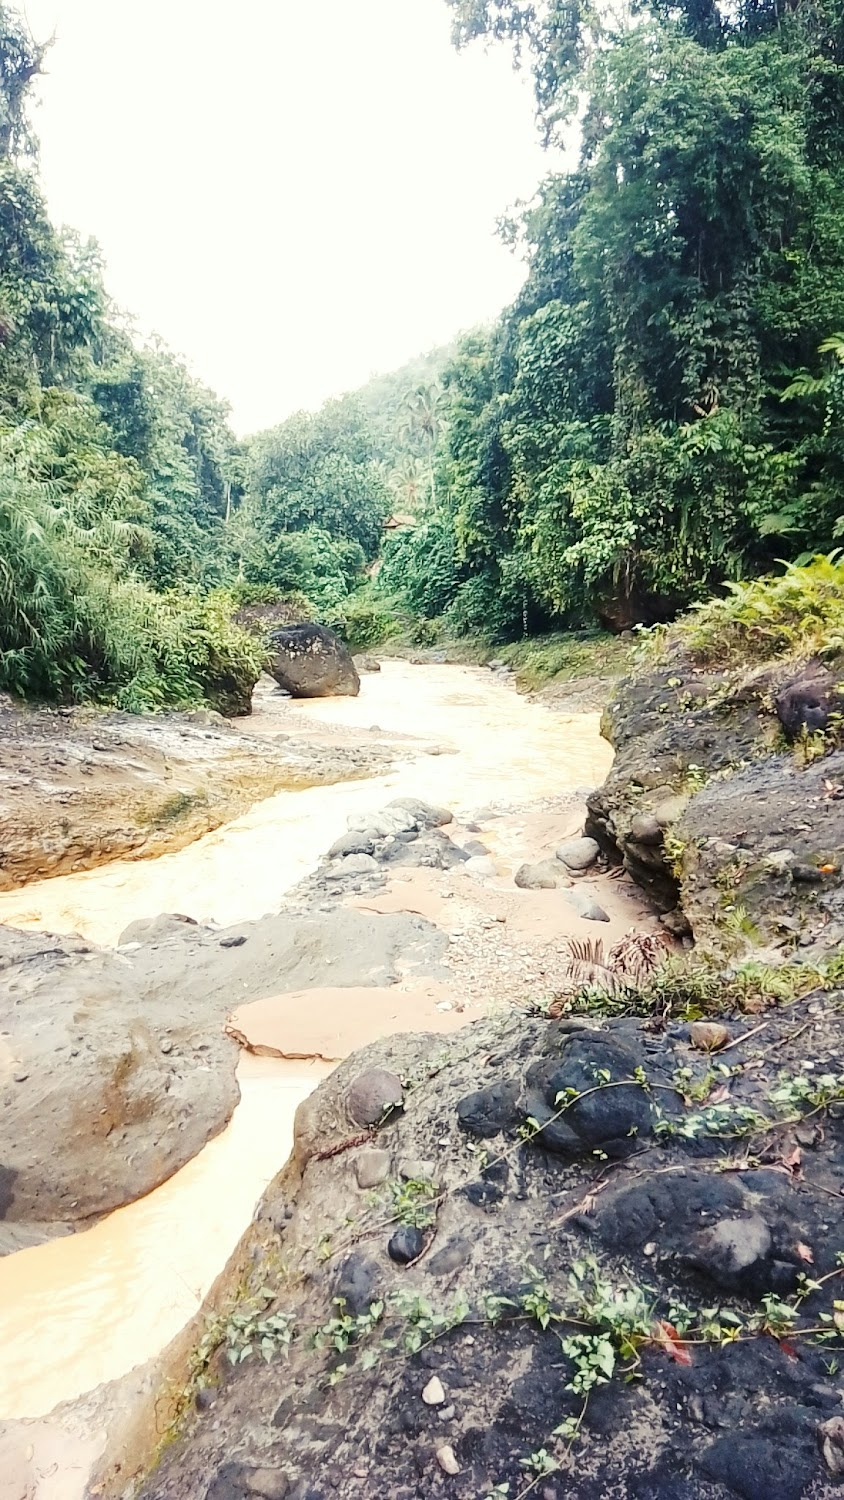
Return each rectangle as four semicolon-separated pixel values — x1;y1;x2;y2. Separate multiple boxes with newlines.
0;663;614;1434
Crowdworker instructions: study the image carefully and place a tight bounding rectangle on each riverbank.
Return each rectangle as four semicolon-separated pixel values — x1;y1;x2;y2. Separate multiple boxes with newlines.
0;658;661;1498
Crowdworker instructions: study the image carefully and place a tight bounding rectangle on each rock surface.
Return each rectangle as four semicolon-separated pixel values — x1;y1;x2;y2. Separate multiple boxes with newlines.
585;650;844;955
0;703;391;890
138;991;844;1500
0;906;446;1230
268;623;360;698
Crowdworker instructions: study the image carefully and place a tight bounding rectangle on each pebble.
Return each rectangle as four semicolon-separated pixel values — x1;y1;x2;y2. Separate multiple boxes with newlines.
159;1038;173;1054
387;1226;425;1264
354;1149;391;1189
12;1070;28;1083
422;1376;445;1406
690;1021;730;1052
400;1159;436;1181
436;1444;460;1476
220;934;247;949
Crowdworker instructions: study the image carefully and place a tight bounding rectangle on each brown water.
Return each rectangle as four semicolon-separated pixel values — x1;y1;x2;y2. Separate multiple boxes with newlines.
0;663;613;1425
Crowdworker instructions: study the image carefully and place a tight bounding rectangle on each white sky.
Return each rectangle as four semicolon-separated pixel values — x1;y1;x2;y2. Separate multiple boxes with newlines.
21;0;552;433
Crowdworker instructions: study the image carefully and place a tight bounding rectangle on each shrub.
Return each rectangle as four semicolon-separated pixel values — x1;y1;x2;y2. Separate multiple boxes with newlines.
682;554;844;665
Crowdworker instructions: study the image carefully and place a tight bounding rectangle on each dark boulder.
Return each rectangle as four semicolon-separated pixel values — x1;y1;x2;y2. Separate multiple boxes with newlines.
268;624;360;699
776;661;840;741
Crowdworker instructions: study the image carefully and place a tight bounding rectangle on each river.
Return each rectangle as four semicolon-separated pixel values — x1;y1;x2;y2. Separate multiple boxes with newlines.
0;662;615;1440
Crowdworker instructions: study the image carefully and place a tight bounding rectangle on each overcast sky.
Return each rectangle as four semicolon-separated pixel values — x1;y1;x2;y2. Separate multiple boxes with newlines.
21;0;552;433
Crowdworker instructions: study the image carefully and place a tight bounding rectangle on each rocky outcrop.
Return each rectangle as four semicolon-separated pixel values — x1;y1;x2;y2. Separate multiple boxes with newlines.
585;651;844;956
137;989;844;1500
268;624;360;698
0;906;447;1231
0;705;392;890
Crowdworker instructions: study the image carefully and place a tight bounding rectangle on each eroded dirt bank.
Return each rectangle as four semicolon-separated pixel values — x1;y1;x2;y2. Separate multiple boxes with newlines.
0;694;392;892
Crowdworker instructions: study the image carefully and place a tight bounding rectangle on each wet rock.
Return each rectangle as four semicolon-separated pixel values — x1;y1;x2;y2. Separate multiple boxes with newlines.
457;1079;522;1138
268;623;360;698
426;1236;472;1277
556;836;600;871
346;1068;404;1128
387;1226;425;1264
547;1036;654;1155
354;1149;391;1189
660;908;693;938
792;862;825;884
700;1433;815;1500
776;661;839;740
515;859;571;890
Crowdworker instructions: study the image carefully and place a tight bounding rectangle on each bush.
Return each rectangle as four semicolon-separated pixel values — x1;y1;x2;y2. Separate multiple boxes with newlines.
681;554;844;665
334;590;403;651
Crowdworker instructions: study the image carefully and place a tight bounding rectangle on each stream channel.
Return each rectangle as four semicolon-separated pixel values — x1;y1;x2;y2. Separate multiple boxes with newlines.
0;661;622;1447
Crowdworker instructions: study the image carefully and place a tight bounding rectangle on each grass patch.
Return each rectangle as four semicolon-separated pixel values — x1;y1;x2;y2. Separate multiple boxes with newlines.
496;632;645;692
141;789;208;829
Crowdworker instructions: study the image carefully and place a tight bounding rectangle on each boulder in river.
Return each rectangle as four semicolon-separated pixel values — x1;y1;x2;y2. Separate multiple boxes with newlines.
268;623;360;698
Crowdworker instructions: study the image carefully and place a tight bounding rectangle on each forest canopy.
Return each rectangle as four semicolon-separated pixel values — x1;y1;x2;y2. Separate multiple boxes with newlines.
375;0;844;636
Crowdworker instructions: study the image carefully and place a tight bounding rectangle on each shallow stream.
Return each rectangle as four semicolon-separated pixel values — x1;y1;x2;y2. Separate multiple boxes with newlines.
0;662;613;1426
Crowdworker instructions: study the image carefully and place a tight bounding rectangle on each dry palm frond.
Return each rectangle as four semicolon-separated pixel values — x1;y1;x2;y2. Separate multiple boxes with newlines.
548;929;668;1015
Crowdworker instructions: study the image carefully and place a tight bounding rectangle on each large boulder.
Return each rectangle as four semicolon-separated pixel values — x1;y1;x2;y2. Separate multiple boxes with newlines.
268;624;360;698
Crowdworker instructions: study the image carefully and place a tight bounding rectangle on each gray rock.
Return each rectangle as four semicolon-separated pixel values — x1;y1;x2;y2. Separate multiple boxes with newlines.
354;655;381;673
426;1236;472;1277
629;813;663;845
346;1068;404;1128
564;889;610;922
348;807;417;837
354;1149;392;1189
515;859;572;890
462;840;490;858
556;836;600;872
688;1214;772;1289
328;832;376;858
325;853;379;880
399;1158;436;1182
654;793;690;828
267;623;360;699
386;797;453;828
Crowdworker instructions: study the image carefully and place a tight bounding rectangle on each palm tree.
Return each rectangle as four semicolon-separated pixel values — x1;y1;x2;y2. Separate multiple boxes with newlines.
398;383;445;507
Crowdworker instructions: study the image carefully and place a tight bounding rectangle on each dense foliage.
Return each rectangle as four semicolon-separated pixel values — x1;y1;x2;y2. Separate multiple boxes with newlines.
379;0;844;637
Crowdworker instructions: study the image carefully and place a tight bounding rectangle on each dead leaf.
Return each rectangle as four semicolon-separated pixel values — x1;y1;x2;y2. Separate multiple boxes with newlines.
796;1242;814;1264
780;1145;803;1177
652;1320;693;1366
707;1084;731;1105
